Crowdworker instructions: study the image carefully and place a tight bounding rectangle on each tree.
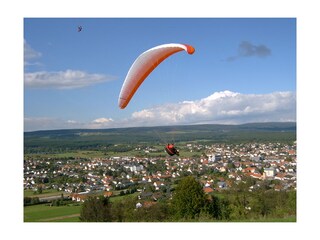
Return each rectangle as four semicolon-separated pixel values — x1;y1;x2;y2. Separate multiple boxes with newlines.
24;197;40;206
35;185;43;194
287;190;296;215
205;195;231;220
79;196;112;222
171;176;206;220
253;191;273;217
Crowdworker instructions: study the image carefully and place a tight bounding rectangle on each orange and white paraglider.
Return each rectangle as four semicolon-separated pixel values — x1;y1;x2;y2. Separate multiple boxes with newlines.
118;43;195;109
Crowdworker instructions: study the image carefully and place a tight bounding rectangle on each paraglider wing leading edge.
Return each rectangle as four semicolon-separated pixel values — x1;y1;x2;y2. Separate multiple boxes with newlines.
118;43;195;109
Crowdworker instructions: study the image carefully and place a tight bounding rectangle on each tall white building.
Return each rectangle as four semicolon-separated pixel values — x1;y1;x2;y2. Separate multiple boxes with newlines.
264;167;275;178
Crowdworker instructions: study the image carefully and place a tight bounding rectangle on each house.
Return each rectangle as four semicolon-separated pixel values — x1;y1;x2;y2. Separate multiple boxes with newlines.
247;172;262;179
288;150;296;156
153;181;165;190
104;191;113;198
217;181;227;189
228;173;242;181
203;187;214;194
242;167;258;174
143;201;157;208
264;167;276;178
139;191;153;200
228;172;238;179
142;176;153;182
201;159;209;165
208;154;222;162
274;185;283;191
275;173;286;181
71;193;88;202
251;155;262;161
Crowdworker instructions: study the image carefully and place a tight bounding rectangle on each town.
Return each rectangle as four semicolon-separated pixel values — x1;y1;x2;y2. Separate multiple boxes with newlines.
24;141;297;204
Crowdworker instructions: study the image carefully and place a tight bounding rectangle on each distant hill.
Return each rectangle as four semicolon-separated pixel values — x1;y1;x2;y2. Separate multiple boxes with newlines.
24;122;296;151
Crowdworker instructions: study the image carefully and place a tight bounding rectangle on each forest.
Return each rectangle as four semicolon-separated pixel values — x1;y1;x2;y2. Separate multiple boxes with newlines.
24;122;296;153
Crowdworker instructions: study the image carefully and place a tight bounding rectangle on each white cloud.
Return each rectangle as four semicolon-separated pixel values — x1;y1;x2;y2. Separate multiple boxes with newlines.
24;40;42;66
24;40;116;89
24;117;65;131
24;70;116;89
24;117;116;131
24;91;296;131
89;118;114;128
92;118;114;124
126;90;296;126
67;120;77;124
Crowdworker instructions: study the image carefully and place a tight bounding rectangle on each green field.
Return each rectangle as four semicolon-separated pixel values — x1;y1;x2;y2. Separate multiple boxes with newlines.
233;215;296;222
24;150;108;159
24;189;65;198
24;203;81;222
23;193;139;222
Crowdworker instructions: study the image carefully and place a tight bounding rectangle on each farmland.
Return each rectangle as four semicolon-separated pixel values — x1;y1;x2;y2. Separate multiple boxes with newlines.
24;203;81;222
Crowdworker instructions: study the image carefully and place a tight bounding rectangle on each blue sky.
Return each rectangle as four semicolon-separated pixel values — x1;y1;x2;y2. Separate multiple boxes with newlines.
24;18;296;131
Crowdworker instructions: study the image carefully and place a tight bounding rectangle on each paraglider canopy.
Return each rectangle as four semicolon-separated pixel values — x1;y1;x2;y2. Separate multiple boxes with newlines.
165;143;179;156
118;43;195;109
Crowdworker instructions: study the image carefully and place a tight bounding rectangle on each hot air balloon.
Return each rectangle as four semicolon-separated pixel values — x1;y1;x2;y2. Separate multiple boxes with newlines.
118;43;195;109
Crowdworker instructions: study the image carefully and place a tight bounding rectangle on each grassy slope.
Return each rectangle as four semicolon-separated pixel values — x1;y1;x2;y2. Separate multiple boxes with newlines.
24;204;81;222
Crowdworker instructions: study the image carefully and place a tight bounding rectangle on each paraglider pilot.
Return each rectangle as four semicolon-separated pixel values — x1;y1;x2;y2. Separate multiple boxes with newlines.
165;143;179;156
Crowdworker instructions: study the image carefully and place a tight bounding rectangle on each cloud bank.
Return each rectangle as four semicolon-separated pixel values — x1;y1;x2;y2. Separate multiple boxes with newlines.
24;91;296;131
24;70;116;89
125;90;295;126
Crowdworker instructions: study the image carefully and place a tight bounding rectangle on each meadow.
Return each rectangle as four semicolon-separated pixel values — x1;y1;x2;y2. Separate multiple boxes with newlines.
23;191;141;222
24;203;81;222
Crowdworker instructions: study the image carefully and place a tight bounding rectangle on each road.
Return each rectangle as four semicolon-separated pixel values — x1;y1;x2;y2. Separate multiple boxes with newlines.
39;193;71;202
